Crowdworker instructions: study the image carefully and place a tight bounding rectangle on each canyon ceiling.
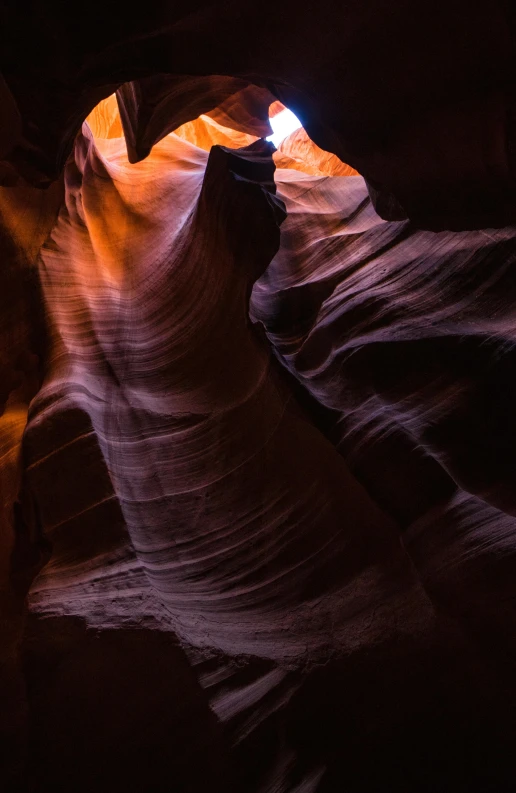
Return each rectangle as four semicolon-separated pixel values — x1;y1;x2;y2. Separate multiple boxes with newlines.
1;2;516;791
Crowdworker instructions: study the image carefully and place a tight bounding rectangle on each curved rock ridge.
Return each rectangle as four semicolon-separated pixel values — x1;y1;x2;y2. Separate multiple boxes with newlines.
252;170;516;518
26;120;432;666
0;14;515;784
251;165;516;688
11;105;514;789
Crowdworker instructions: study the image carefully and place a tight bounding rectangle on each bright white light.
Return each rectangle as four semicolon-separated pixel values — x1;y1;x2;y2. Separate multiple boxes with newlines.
266;108;302;148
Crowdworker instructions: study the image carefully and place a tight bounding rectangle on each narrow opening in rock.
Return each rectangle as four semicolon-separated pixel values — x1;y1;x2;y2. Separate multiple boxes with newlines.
266;108;302;148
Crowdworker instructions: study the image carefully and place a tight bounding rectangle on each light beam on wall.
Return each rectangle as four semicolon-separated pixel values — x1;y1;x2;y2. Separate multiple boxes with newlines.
266;108;302;148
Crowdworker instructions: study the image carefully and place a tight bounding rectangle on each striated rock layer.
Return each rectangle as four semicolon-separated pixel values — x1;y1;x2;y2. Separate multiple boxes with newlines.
28;122;429;665
0;8;516;790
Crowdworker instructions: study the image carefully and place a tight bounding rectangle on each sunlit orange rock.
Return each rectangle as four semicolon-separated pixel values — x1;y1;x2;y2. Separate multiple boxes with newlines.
275;126;358;177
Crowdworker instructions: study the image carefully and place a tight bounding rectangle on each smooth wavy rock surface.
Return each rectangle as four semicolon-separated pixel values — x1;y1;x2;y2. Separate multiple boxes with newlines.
0;96;510;791
27;124;429;666
0;11;516;786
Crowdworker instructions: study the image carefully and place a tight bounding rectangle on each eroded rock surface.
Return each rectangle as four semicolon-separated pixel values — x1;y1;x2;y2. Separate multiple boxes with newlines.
1;10;516;791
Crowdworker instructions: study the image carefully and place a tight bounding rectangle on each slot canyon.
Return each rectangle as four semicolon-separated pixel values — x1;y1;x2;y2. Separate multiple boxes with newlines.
1;2;516;791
